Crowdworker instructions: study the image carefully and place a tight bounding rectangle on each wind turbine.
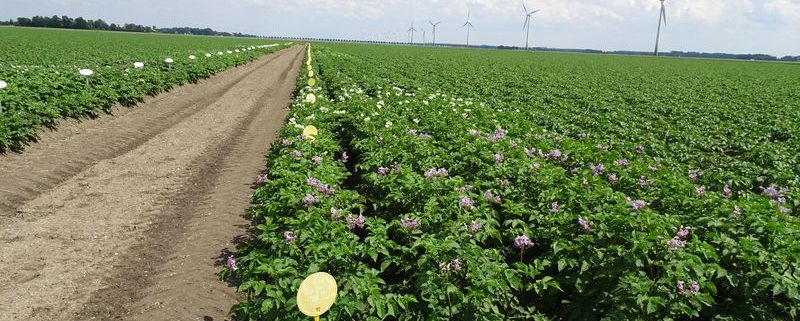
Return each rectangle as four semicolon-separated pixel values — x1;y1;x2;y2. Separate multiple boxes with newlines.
462;8;474;47
654;0;667;56
522;2;540;50
429;20;442;45
407;21;417;44
422;28;427;45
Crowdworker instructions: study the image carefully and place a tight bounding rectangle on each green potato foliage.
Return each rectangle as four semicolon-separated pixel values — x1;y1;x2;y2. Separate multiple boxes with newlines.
0;27;288;151
227;44;799;320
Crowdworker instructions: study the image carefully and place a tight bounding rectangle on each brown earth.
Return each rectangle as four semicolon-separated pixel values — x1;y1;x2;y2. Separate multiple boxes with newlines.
0;45;304;321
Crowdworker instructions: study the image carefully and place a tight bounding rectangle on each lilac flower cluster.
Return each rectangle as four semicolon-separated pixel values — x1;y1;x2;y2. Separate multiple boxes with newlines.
688;170;699;181
311;156;322;165
550;201;560;213
762;185;790;213
487;128;507;142
340;151;349;163
226;255;237;271
648;166;658;173
524;147;535;158
483;190;501;203
400;216;420;229
695;186;706;198
256;173;268;185
330;207;342;220
407;128;432;139
591;164;605;176
627;197;648;210
545;149;569;163
306;177;335;195
376;167;389;175
281;139;293;146
494;153;504;164
302;194;318;207
346;213;366;230
595;144;608;152
577;216;591;232
458;184;474;193
440;258;462;272
459;195;475;209
732;205;742;218
608;173;619;184
292;150;302;158
284;230;297;244
468;129;482;137
424;167;449;178
514;235;534;249
465;220;482;235
723;184;732;199
667;226;691;251
614;158;629;167
639;176;651;188
677;280;700;296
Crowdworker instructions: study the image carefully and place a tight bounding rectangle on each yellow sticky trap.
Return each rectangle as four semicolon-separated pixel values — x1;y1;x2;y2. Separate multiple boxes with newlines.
297;272;337;319
307;78;317;87
303;125;318;139
305;93;317;104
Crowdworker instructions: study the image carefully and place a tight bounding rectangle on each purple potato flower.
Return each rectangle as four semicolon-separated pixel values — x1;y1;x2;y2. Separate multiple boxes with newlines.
608;173;618;184
695;185;706;198
302;194;318;207
578;216;591;232
256;173;268;185
226;255;237;271
346;213;366;230
677;280;700;297
281;139;293;146
667;237;686;251
494;153;504;164
615;158;629;167
284;230;297;244
330;207;342;220
400;216;420;229
591;164;605;176
465;220;482;235
340;151;349;163
688;170;699;181
514;235;534;249
550;201;560;213
292;150;302;158
723;184;732;199
312;156;322;165
376;167;389;175
459;195;474;209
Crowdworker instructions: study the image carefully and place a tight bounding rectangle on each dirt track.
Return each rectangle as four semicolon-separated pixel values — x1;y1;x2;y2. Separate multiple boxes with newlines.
0;45;304;321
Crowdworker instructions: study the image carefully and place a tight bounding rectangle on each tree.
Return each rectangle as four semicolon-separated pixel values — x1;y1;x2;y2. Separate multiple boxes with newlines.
94;19;109;30
74;17;88;29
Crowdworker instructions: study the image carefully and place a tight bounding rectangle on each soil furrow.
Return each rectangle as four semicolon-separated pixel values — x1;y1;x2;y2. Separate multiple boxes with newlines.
0;45;304;321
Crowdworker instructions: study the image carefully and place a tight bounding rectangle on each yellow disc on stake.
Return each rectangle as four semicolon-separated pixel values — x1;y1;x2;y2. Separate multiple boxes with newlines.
297;272;338;318
308;70;315;78
307;78;317;87
307;65;313;71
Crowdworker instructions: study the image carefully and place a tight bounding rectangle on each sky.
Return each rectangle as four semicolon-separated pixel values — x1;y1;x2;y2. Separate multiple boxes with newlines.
4;0;799;57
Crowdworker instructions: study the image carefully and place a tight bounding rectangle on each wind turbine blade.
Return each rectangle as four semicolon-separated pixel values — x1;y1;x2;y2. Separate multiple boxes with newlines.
661;6;667;26
462;21;469;27
523;2;528;14
523;16;530;30
531;9;540;14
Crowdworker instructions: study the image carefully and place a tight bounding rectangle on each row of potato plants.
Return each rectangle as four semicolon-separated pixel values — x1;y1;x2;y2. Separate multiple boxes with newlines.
0;28;287;152
226;45;799;320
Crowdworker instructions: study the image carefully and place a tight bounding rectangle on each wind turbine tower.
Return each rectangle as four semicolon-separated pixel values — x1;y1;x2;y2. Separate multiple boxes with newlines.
429;20;442;45
462;9;474;47
408;21;418;44
654;0;667;56
522;2;540;50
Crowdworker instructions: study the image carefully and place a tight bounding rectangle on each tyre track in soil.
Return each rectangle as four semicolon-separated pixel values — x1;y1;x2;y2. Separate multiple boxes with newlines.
0;45;304;321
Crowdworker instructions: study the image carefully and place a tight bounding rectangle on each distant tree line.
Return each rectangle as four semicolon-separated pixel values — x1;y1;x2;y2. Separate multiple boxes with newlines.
0;15;261;38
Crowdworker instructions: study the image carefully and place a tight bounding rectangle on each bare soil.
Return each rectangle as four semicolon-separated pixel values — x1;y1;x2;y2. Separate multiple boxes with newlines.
0;45;304;321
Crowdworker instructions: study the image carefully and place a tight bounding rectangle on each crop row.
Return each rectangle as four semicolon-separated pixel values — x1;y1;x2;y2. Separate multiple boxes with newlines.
226;44;798;320
0;28;287;151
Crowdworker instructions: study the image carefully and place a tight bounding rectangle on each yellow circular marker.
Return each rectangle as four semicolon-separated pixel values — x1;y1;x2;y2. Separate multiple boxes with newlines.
305;93;317;104
297;272;337;318
303;125;318;138
308;70;315;78
307;65;313;71
307;78;317;87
